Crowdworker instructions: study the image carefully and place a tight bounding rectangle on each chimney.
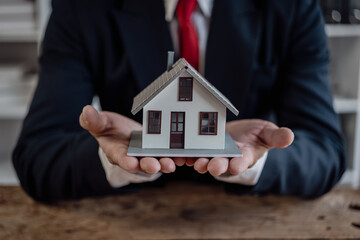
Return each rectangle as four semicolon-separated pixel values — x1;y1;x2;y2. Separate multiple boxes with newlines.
167;51;174;71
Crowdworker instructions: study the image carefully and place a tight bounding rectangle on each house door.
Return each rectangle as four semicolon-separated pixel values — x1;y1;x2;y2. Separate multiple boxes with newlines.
170;112;185;148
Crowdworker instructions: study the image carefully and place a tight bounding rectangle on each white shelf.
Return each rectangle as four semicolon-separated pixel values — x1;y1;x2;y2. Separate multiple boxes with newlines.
0;72;37;119
326;24;360;38
333;97;359;114
0;2;34;15
0;103;29;119
0;0;38;42
0;158;19;186
0;29;39;43
339;169;354;186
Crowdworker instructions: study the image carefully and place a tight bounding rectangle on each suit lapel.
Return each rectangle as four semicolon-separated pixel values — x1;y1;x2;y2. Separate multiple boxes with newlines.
112;0;173;90
205;0;262;119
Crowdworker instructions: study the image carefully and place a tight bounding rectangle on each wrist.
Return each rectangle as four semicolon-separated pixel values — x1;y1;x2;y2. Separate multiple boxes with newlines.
98;147;162;188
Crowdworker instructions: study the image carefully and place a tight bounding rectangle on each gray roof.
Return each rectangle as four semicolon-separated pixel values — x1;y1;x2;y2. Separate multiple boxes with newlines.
131;58;239;116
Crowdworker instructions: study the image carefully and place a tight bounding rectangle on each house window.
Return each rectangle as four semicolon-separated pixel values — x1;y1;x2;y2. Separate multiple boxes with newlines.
199;112;218;135
178;77;193;101
148;111;161;134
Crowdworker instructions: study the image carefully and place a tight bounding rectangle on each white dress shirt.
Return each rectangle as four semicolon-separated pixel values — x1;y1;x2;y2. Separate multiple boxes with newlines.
99;0;268;188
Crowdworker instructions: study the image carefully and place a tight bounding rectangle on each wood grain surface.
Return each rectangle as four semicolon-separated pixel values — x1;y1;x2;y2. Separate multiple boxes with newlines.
0;182;360;240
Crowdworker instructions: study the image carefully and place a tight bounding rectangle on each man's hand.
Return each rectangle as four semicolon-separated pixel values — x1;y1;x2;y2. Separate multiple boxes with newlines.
189;119;294;176
79;105;176;174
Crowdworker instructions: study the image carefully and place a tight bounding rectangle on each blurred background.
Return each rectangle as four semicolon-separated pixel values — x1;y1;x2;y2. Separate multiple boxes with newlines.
0;0;360;188
0;0;49;185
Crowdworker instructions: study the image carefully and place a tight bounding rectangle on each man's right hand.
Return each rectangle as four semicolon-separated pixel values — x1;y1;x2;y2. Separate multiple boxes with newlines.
79;105;178;174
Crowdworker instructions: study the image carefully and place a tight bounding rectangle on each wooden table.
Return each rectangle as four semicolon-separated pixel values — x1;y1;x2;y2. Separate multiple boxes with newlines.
0;182;360;240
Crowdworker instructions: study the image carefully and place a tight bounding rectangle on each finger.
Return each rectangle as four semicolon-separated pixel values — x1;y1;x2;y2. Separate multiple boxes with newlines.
173;157;186;166
105;144;140;173
140;157;161;174
118;156;140;173
207;158;229;176
185;157;196;166
260;125;294;149
159;158;176;173
229;148;254;175
194;158;209;174
79;105;108;136
107;153;140;173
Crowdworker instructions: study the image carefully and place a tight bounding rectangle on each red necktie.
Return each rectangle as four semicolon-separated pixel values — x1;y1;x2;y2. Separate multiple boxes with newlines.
176;0;199;70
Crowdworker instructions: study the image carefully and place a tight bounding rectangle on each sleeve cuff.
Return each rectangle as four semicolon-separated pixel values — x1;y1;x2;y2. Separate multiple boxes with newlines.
214;151;268;186
98;147;162;188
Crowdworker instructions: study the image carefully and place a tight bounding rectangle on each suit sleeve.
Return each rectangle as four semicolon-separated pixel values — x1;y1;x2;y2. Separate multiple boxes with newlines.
12;0;140;202
225;0;346;198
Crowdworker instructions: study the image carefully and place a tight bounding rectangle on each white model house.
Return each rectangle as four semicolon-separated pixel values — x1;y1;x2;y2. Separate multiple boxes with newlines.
131;54;239;150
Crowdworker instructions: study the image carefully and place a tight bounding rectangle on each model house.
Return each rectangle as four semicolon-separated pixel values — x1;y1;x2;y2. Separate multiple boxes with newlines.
130;52;239;152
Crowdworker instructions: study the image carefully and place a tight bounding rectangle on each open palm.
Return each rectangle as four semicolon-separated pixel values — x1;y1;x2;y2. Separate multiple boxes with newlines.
188;119;294;176
79;105;176;174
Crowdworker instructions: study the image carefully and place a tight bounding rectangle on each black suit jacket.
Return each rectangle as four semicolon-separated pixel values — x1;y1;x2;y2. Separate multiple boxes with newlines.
13;0;346;201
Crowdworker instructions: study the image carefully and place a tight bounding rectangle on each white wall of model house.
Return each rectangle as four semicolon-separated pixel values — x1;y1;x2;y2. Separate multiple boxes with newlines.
142;71;226;149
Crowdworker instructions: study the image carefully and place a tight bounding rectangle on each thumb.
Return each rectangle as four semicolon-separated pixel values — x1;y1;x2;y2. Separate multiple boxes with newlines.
259;125;294;149
79;105;108;136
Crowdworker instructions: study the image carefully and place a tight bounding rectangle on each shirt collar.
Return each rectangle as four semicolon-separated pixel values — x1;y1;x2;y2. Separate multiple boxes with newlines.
164;0;214;22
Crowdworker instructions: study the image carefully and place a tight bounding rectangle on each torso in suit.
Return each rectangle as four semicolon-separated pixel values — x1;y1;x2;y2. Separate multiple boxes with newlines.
13;0;346;201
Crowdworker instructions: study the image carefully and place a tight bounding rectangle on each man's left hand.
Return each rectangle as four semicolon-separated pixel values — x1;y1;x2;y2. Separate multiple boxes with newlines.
182;119;294;176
